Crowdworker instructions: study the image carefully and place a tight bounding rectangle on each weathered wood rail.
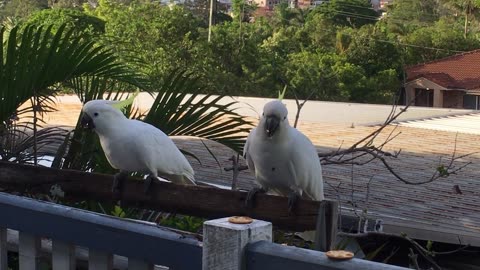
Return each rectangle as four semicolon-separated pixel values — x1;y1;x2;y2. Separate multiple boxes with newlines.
0;161;334;231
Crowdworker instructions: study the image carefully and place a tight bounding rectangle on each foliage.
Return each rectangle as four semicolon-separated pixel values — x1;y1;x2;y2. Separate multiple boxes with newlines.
0;0;48;21
385;0;441;34
143;71;253;154
284;51;348;101
85;1;203;82
311;0;380;28
160;215;205;233
402;18;480;64
4;0;471;104
24;8;105;36
0;22;145;167
0;24;141;125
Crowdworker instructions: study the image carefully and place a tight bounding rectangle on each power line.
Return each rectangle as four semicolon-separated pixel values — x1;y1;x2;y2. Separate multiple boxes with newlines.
337;31;466;53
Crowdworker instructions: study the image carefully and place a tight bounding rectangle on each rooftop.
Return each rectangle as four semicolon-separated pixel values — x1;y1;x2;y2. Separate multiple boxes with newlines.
406;49;480;90
22;94;480;246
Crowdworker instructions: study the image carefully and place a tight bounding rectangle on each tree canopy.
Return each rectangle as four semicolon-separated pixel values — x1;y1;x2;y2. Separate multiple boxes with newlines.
1;0;479;104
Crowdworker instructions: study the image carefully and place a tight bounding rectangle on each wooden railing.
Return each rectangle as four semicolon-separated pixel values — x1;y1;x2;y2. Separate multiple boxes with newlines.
0;192;410;270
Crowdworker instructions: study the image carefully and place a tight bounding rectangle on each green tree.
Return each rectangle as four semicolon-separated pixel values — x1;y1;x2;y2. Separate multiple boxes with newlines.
304;11;338;52
0;0;48;21
311;0;380;28
86;1;203;85
403;18;480;64
48;0;89;9
343;25;402;76
385;0;441;35
284;51;349;101
440;0;480;37
231;0;257;22
24;8;105;36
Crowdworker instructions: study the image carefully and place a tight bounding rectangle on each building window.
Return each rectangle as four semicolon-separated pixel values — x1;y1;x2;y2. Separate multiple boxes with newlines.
415;88;434;107
463;94;480;110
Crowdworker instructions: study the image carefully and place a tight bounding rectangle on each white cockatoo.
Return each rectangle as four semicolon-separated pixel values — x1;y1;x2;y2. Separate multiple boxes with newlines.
243;100;324;211
81;99;195;193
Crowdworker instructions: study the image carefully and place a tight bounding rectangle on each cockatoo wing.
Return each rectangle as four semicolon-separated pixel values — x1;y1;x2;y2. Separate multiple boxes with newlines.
243;127;257;174
289;128;324;201
129;120;195;185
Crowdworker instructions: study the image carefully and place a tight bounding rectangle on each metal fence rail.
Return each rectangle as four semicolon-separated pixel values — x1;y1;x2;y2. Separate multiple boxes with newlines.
0;191;411;270
0;192;202;269
246;241;409;270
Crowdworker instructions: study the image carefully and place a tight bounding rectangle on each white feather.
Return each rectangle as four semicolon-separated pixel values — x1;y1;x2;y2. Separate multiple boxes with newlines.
82;100;195;185
244;100;324;200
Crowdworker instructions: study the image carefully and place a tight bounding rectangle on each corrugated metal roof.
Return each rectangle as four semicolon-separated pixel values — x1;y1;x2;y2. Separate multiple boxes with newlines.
398;113;480;135
24;95;480;246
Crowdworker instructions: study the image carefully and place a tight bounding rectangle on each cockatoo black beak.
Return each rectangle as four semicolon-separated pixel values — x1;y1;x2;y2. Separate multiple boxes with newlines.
81;113;95;129
265;115;280;137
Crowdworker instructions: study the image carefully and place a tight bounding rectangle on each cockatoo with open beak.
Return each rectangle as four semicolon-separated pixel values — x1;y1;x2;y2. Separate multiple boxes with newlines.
243;100;324;212
80;96;195;194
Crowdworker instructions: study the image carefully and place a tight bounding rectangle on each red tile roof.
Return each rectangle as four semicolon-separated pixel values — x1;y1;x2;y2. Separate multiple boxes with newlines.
406;49;480;90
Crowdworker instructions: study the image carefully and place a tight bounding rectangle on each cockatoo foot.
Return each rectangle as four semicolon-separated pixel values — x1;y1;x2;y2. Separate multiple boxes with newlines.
245;187;267;209
144;176;155;194
112;172;127;193
288;192;301;214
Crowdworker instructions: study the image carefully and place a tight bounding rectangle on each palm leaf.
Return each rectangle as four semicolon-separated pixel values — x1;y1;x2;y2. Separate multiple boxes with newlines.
0;23;146;124
143;70;253;154
0;22;147;166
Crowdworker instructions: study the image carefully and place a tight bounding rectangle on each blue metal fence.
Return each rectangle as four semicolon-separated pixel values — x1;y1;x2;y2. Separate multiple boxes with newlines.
0;192;410;270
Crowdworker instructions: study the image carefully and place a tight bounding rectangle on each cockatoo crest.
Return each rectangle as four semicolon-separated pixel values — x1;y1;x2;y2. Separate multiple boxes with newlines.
81;91;139;133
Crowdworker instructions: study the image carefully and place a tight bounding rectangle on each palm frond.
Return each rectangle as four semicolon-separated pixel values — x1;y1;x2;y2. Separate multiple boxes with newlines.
0;122;69;164
143;70;253;154
0;23;147;124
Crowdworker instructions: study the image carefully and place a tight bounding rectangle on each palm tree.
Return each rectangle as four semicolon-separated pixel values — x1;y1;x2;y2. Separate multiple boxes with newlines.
0;23;145;164
0;23;252;174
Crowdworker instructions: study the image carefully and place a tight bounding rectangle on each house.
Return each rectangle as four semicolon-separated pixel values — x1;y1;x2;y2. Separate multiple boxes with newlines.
405;49;480;110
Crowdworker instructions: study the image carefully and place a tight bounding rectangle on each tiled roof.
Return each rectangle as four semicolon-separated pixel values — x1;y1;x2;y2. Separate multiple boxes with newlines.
406;49;480;90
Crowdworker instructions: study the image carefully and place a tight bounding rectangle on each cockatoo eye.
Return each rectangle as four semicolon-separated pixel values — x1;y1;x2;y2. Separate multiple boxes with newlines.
283;116;286;120
94;112;99;117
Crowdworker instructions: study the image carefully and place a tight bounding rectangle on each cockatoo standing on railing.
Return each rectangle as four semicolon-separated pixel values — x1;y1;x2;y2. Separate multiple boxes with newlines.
81;95;195;194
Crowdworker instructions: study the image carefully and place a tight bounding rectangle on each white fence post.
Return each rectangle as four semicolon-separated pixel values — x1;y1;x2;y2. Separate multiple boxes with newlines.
128;259;154;270
89;250;113;270
18;232;41;270
203;217;272;270
52;240;76;270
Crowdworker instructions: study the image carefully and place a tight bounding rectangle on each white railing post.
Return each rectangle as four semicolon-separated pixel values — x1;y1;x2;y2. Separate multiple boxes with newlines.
52;240;76;270
0;228;7;270
88;250;113;270
128;259;154;270
203;217;272;270
18;232;41;270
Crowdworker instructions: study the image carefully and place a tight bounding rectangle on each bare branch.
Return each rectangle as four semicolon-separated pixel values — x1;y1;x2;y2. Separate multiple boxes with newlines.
319;98;474;185
340;231;470;270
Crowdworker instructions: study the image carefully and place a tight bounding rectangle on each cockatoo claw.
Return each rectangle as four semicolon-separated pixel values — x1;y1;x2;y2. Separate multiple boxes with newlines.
144;176;154;194
112;172;127;193
288;192;300;214
245;187;266;209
